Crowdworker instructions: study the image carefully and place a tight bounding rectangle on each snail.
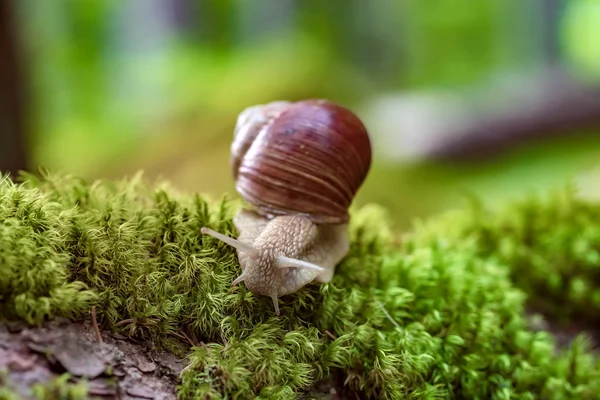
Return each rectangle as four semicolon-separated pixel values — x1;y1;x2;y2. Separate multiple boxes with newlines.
200;99;372;315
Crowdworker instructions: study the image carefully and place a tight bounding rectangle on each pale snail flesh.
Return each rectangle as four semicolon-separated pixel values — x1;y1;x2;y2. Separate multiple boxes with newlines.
201;99;372;315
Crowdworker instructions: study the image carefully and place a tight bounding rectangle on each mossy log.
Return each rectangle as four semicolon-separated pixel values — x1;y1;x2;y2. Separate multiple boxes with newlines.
0;171;599;399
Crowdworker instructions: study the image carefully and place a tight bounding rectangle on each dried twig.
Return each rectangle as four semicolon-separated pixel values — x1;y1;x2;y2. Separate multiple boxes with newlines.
181;329;201;347
171;330;203;348
376;300;401;330
91;305;103;343
324;330;337;340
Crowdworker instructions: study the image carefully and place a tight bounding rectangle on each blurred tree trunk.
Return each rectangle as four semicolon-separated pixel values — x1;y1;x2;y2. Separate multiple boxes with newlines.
429;81;600;161
0;0;28;177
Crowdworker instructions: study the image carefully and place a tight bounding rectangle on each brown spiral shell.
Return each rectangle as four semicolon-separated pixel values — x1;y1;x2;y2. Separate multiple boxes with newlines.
230;99;372;224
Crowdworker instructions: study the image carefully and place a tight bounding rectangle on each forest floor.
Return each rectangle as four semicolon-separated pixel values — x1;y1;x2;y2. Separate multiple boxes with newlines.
0;318;349;399
0;317;184;400
1;311;598;399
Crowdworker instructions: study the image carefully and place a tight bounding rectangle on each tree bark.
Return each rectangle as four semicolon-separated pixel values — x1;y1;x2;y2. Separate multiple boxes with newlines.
0;0;28;177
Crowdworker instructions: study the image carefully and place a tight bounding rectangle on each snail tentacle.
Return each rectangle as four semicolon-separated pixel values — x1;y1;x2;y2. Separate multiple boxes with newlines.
275;255;325;271
200;227;259;258
232;274;246;286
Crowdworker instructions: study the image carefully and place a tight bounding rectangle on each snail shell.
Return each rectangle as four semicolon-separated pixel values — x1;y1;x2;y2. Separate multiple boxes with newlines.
231;99;372;224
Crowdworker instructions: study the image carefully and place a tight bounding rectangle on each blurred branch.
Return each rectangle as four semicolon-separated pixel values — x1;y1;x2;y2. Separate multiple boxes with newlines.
0;0;28;177
367;69;600;163
428;76;600;161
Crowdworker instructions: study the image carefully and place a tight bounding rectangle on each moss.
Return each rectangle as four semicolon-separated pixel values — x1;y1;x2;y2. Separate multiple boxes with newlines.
0;372;88;400
0;388;21;400
417;185;600;324
31;374;89;400
0;368;20;400
1;171;600;398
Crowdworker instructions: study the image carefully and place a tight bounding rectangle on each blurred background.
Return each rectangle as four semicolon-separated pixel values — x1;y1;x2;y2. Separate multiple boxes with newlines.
2;0;600;230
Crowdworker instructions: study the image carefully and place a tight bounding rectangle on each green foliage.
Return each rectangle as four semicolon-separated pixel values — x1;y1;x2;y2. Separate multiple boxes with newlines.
1;171;600;399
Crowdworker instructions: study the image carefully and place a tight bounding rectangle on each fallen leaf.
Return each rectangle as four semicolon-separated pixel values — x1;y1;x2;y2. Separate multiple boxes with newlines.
8;353;37;371
27;332;109;379
127;384;156;399
87;379;118;396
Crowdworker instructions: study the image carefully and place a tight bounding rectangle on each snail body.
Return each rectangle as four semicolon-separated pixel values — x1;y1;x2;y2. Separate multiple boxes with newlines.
201;99;371;315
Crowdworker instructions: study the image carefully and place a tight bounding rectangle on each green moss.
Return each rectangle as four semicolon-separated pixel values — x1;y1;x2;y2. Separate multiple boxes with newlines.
1;171;600;399
31;373;89;400
418;185;600;324
0;372;88;400
0;388;21;400
0;368;20;400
